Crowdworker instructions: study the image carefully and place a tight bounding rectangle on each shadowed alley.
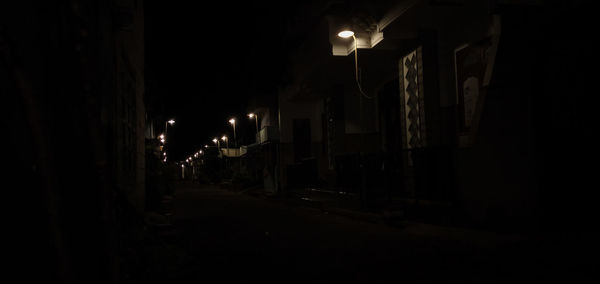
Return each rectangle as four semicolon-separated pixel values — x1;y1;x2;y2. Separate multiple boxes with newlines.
127;183;596;283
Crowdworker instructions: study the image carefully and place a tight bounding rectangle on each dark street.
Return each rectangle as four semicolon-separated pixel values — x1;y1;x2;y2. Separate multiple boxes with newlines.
125;182;596;283
3;1;600;283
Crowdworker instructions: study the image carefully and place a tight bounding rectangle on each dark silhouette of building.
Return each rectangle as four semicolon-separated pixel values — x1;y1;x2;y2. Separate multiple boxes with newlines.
2;0;145;282
255;0;599;232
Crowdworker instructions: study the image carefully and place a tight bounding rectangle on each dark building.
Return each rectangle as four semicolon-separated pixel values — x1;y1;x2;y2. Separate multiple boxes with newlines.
260;0;598;232
2;0;145;282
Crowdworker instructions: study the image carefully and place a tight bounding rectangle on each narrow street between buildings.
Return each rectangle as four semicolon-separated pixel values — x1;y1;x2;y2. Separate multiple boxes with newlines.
127;182;597;283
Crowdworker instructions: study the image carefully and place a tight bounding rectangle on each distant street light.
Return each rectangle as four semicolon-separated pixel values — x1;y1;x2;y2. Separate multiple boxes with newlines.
221;135;229;155
228;118;236;147
248;113;259;139
213;138;221;154
161;119;175;163
165;119;175;137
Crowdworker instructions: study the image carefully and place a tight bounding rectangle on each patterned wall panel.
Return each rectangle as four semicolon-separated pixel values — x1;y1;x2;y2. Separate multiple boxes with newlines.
399;47;426;150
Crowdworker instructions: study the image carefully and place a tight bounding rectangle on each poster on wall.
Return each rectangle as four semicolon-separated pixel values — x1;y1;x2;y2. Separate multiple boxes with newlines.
454;15;501;147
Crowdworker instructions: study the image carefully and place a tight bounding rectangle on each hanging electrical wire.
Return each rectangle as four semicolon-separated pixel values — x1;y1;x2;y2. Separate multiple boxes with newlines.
350;34;374;99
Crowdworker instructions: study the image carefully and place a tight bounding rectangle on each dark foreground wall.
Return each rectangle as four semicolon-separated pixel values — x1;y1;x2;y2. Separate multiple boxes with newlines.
453;2;599;231
1;1;145;282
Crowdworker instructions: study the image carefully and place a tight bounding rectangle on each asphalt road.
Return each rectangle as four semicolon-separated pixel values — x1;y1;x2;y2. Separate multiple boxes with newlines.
131;183;597;283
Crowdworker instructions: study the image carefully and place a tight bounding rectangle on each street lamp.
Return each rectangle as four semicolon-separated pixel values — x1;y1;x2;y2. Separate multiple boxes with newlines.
228;118;236;147
337;30;372;99
213;138;221;155
221;135;229;152
162;119;175;162
221;135;229;166
340;29;375;210
165;119;175;137
248;113;258;140
337;30;354;38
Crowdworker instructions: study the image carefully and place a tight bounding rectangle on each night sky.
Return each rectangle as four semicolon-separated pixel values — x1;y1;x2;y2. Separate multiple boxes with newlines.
147;2;297;161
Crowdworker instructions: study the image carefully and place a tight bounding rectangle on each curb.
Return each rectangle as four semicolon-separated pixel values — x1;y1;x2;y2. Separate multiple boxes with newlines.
323;206;384;224
230;186;406;226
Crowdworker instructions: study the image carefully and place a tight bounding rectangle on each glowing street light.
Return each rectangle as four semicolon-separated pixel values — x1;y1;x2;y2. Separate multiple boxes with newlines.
337;30;354;38
161;119;175;162
228;118;236;147
337;29;371;99
221;135;229;154
213;138;221;154
338;30;359;84
248;113;259;137
165;119;175;136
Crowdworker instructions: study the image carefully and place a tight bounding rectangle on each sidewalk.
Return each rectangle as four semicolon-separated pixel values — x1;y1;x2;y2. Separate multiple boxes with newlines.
285;187;384;223
233;185;522;240
271;187;458;229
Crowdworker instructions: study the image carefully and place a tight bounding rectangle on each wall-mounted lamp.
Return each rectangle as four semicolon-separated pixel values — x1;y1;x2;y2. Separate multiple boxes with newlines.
337;30;372;99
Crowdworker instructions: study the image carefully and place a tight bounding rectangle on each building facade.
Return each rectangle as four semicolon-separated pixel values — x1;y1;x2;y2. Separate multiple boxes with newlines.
271;0;596;232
